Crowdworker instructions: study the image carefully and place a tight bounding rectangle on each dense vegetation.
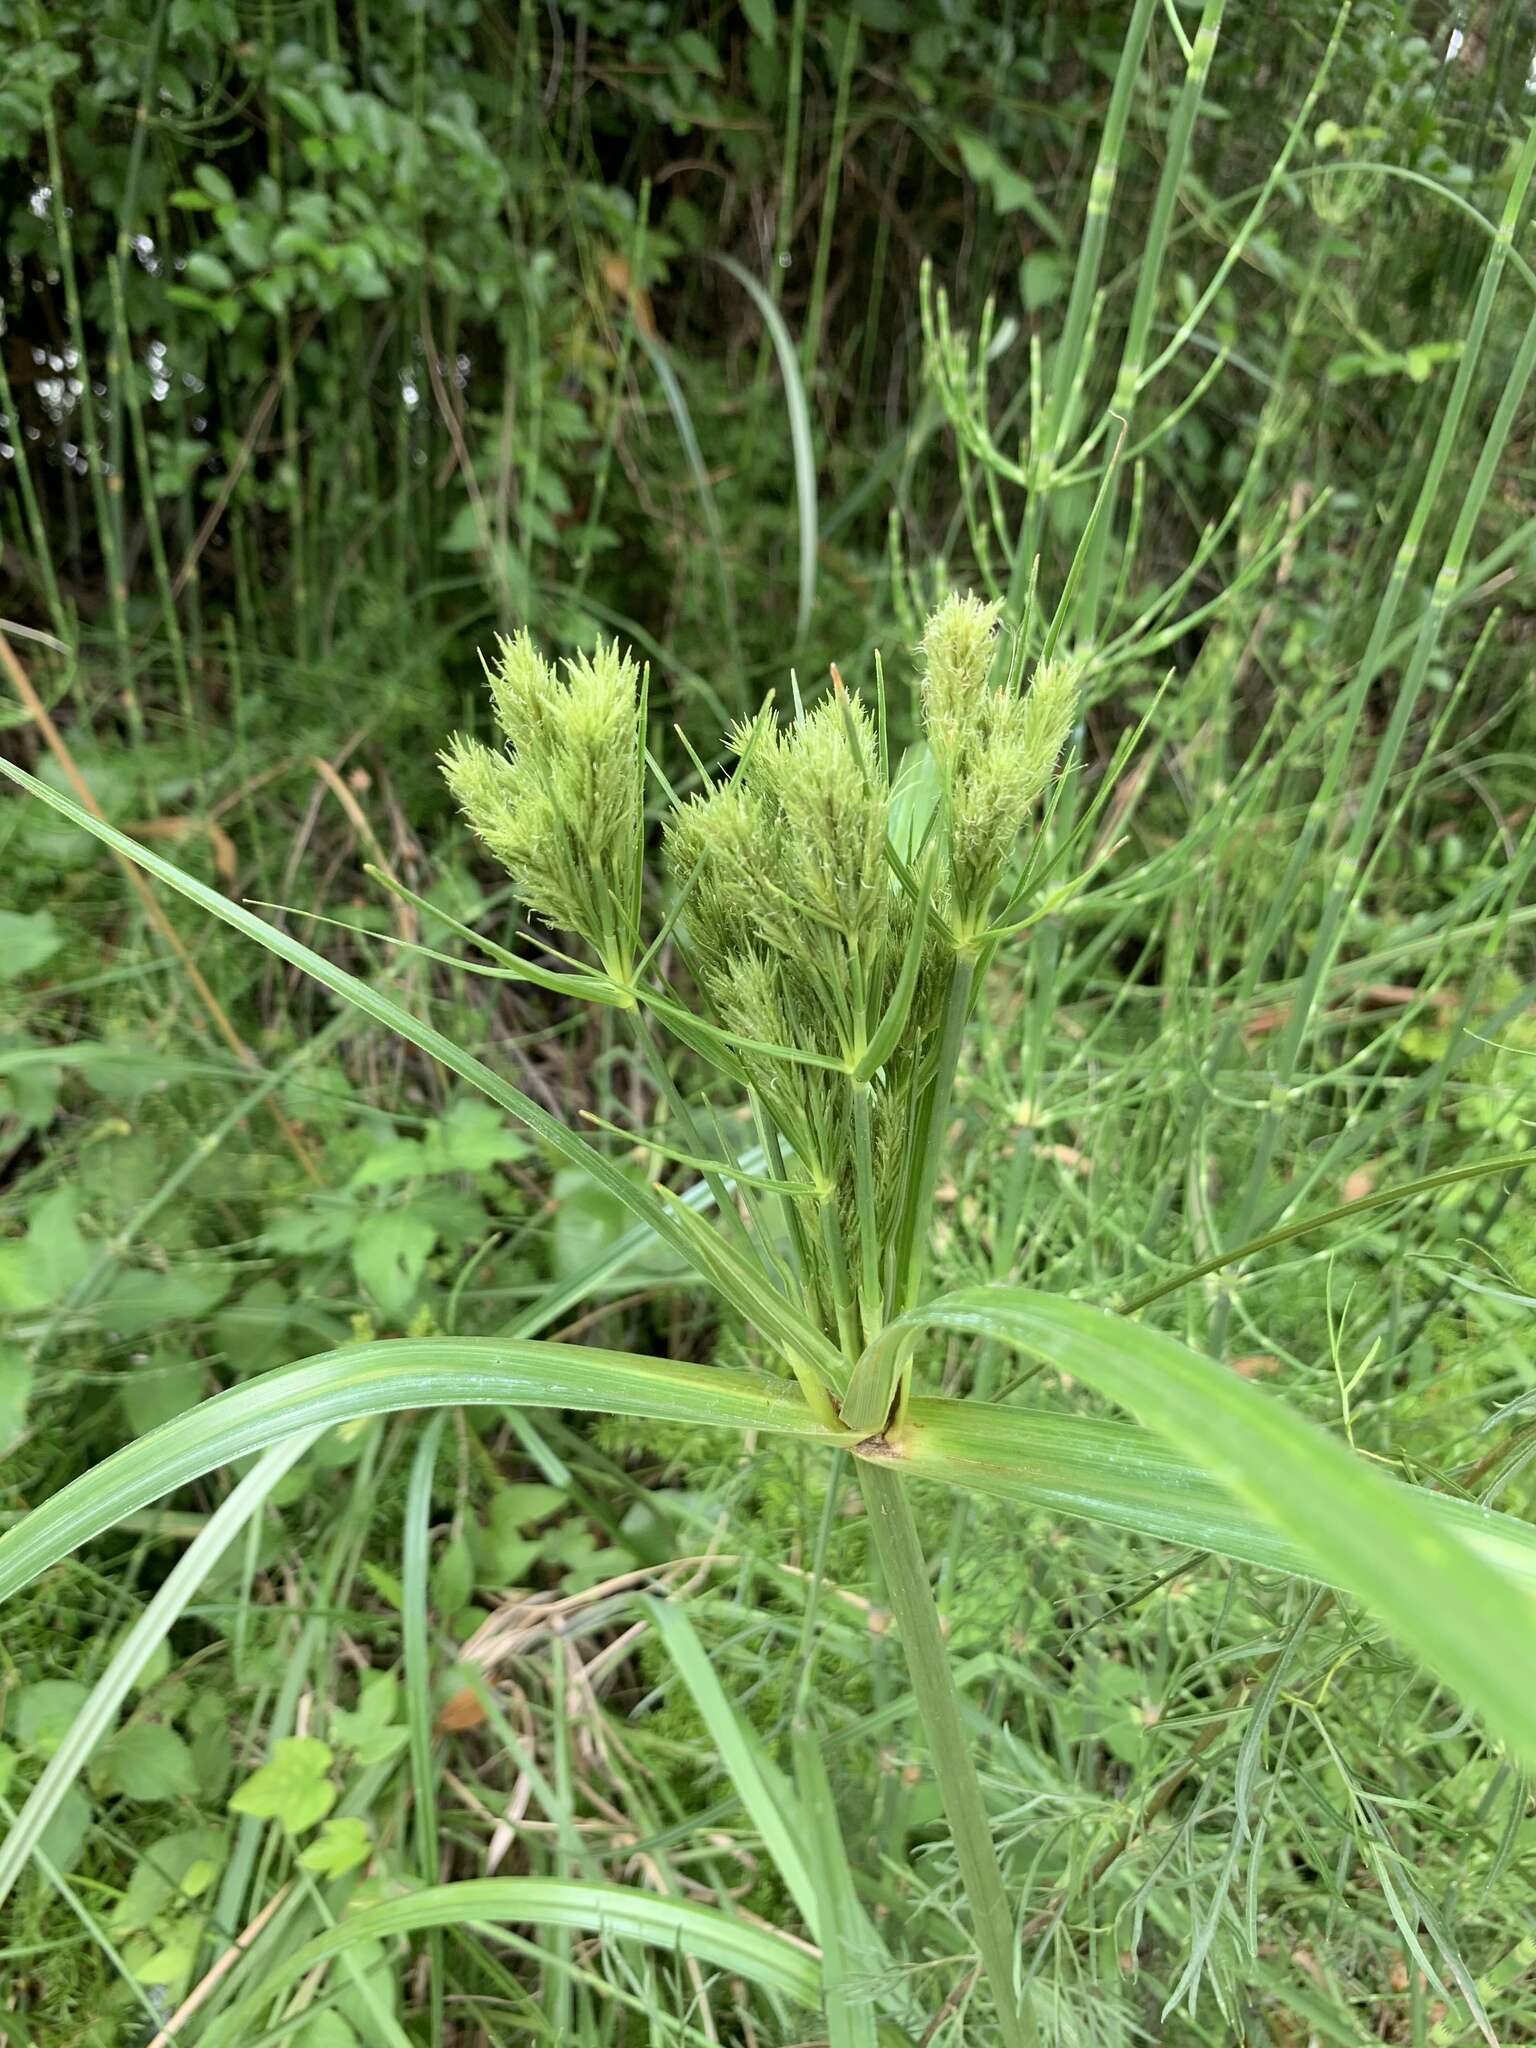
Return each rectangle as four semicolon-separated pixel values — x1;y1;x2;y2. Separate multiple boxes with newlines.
3;2;1536;2042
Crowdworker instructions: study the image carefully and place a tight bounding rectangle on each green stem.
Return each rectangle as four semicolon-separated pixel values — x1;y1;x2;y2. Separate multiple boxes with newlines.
895;954;976;1311
1083;0;1226;636
632;1012;752;1258
753;1097;816;1295
850;1078;882;1334
858;1462;1034;2048
0;322;68;642
817;1195;862;1361
1210;113;1536;1350
403;1415;446;2047
42;99;134;714
772;0;808;304
800;14;858;379
109;263;190;716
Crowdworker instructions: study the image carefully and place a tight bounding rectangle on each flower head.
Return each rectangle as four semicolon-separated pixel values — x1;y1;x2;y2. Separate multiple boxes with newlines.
441;631;644;980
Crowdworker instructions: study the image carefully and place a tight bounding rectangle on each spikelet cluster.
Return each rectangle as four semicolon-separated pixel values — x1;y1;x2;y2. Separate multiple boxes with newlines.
440;630;642;978
664;692;926;1308
919;594;1082;936
665;695;891;1024
441;601;1083;1342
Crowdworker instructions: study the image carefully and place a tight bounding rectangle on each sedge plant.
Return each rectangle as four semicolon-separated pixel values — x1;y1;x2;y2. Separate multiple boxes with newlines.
441;606;1083;2038
4;608;1536;2041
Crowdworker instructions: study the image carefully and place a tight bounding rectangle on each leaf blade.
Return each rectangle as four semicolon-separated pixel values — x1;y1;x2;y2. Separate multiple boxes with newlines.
0;761;835;1368
196;1877;821;2043
0;1337;837;1609
647;1596;824;1938
902;1396;1536;1595
894;1287;1536;1766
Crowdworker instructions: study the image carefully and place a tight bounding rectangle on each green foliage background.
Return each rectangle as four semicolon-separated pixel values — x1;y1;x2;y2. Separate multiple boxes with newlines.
3;2;1536;2043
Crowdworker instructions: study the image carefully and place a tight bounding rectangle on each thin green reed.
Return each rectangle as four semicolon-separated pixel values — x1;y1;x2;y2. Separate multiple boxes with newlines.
1136;6;1350;407
1212;115;1536;1337
1038;0;1157;458
107;266;190;715
801;12;860;383
0;348;68;641
773;0;810;307
928;1;1341;643
1081;0;1227;634
404;1415;448;2048
999;0;1157;615
921;0;1318;647
860;1458;1037;2048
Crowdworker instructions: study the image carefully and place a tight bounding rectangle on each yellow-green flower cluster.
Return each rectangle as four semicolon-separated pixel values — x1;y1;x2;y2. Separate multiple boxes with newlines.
440;630;643;981
919;594;1082;939
440;602;1083;1350
670;694;890;972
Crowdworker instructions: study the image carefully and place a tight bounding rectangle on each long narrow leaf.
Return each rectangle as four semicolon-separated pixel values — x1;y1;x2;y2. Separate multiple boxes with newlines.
0;1433;319;1912
792;1714;882;2048
0;765;678;1247
7;1333;1536;1639
647;1596;824;1937
710;252;819;642
0;761;830;1370
634;327;741;668
899;1399;1536;1593
1118;1150;1535;1313
889;1288;1536;1766
196;1878;821;2045
0;1337;838;1609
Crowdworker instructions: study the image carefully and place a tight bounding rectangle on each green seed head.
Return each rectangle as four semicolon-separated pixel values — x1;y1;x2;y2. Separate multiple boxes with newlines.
767;696;889;945
918;593;1085;937
441;631;643;977
1017;653;1080;804
672;691;890;978
665;780;774;974
484;628;563;754
919;591;1003;760
712;947;793;1053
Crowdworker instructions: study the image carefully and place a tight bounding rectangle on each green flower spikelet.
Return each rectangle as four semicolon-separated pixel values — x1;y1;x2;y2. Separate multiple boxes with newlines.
445;600;1081;1336
441;629;643;979
919;593;1083;936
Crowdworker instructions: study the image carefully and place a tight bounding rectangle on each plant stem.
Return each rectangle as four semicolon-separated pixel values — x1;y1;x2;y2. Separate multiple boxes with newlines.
858;1461;1034;2048
403;1414;446;2048
42;101;134;716
801;13;859;380
894;954;976;1312
772;0;807;305
850;1078;883;1333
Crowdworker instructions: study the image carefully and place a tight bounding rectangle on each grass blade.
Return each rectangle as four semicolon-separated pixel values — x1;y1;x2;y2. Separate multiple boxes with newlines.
899;1400;1536;1592
196;1877;822;2044
10;1328;1534;1634
710;252;819;642
0;1433;320;1913
647;1595;824;1938
1118;1150;1536;1313
858;1460;1032;2048
0;1337;838;1610
634;327;741;672
0;759;826;1355
791;1712;882;2048
890;1289;1536;1766
403;1413;448;2046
